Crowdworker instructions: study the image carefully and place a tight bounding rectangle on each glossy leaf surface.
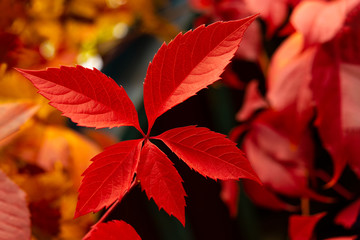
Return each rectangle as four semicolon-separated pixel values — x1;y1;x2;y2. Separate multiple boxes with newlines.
16;66;141;131
288;213;326;240
75;139;143;218
144;15;257;131
138;141;186;226
86;220;141;240
155;125;261;183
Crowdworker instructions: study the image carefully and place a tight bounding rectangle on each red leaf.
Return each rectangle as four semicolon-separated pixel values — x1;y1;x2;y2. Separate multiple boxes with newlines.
137;141;186;226
334;198;360;229
210;1;262;62
288;212;326;240
243;0;289;37
338;5;360;65
309;5;360;184
220;66;245;90
143;16;257;131
154;125;261;183
243;111;331;202
267;32;315;115
311;47;360;184
236;80;267;122
75;139;143;218
16;66;142;132
85;220;141;240
242;180;297;211
290;0;359;46
0;169;31;240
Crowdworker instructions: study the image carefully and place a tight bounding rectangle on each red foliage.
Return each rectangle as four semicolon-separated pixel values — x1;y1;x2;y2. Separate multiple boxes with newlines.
85;220;141;240
193;1;360;239
16;66;141;132
137;141;186;226
288;213;326;240
18;17;260;239
335;198;360;229
75;139;143;218
144;16;257;131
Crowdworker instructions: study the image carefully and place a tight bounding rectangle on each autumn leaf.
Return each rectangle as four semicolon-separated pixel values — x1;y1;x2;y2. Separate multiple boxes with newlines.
0;169;31;240
265;32;316;142
191;0;263;62
85;220;141;240
334;198;360;229
143;15;257;131
155;125;261;183
244;180;297;211
18;17;261;233
243;110;331;202
288;212;326;240
243;0;291;37
75;139;143;218
236;80;267;122
267;32;315;115
137;141;186;226
16;66;142;132
310;5;360;184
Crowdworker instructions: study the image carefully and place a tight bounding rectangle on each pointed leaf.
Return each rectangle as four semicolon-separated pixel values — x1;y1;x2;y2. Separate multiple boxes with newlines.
138;141;186;226
75;139;143;218
288;213;326;240
242;180;297;211
154;126;261;183
236;80;268;122
16;66;142;132
85;220;141;240
144;16;257;131
334;198;360;229
0;169;31;240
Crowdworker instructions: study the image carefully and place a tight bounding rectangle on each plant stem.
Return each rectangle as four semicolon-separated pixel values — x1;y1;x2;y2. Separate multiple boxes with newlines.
83;180;139;239
301;198;310;216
